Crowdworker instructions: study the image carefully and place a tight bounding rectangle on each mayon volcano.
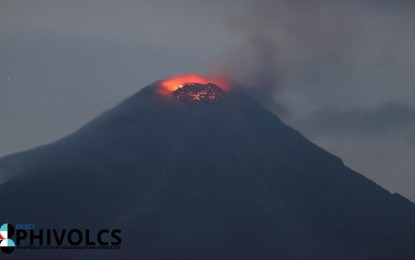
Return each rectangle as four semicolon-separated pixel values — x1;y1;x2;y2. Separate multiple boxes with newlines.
1;77;415;259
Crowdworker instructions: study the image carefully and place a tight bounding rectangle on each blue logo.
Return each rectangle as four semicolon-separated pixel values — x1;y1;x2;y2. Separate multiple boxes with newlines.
0;223;16;254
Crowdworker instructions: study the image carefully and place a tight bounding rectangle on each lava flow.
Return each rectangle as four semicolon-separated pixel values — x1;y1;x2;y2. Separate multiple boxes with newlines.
157;74;229;103
173;83;224;103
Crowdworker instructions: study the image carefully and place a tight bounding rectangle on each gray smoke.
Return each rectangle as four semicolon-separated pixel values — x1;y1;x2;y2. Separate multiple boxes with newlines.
212;0;415;118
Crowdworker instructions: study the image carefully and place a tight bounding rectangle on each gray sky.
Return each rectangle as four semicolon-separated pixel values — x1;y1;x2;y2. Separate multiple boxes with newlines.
1;0;415;200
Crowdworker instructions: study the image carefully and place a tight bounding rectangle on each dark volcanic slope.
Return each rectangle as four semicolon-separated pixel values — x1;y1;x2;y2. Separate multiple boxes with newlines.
1;82;415;259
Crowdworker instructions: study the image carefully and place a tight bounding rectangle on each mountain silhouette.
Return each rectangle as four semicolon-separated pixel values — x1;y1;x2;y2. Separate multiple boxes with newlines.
1;81;415;259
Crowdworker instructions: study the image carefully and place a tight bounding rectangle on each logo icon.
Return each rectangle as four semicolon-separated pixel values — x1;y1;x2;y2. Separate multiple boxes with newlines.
0;223;16;254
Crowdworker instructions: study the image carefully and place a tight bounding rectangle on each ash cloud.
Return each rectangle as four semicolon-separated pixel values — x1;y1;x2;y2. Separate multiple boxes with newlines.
212;0;415;119
211;0;283;113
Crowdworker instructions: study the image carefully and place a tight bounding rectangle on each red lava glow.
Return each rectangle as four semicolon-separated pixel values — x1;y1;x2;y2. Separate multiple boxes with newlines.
173;83;225;103
157;74;229;96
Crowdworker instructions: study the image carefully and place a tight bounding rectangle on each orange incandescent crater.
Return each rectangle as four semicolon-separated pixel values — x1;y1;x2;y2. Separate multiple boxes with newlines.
158;74;229;103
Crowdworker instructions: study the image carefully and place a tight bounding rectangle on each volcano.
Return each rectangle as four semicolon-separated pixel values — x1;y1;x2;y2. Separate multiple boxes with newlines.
1;78;415;259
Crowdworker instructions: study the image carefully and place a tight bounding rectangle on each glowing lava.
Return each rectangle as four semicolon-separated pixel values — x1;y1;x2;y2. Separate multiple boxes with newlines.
173;83;225;103
157;74;229;100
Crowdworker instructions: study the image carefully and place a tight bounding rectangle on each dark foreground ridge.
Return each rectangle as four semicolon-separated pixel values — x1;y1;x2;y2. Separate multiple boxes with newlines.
172;82;224;103
0;81;415;259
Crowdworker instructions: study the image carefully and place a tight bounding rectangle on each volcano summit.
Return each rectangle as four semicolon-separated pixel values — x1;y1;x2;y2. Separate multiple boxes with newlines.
1;77;415;259
173;83;225;103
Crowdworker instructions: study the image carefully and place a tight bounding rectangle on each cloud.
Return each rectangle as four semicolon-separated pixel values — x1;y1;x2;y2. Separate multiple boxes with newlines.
210;0;415;118
296;102;415;138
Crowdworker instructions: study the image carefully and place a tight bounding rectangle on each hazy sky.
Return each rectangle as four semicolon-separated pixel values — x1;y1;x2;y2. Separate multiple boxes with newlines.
1;1;415;200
